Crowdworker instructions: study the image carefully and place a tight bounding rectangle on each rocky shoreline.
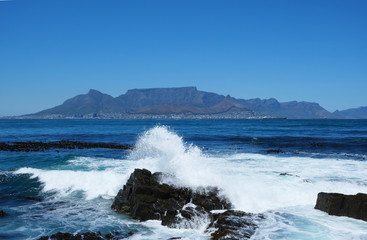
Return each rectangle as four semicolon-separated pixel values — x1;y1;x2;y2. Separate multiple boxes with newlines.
111;169;264;239
37;169;367;240
0;140;133;152
39;231;134;240
315;192;367;221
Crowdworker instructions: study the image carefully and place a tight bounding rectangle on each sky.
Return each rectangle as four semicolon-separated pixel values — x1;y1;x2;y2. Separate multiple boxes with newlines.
0;0;366;116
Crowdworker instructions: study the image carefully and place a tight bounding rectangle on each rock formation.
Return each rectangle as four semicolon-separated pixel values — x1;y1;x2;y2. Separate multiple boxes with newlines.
0;140;132;152
112;168;263;239
315;192;367;221
38;231;133;240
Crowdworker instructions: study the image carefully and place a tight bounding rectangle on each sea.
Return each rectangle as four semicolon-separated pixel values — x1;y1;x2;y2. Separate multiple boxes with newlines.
0;119;367;239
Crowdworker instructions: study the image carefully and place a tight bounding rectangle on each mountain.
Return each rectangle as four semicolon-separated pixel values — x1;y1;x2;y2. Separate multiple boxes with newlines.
332;107;367;119
236;98;332;119
33;89;122;116
136;95;253;115
17;86;364;119
116;87;224;112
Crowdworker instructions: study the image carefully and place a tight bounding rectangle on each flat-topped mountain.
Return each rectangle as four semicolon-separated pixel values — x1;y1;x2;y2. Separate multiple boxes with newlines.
116;87;224;111
17;87;366;119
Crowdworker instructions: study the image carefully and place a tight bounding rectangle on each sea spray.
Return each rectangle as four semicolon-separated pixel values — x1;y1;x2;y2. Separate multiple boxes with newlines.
15;167;124;200
128;126;217;188
5;120;367;240
127;126;367;213
14;126;367;213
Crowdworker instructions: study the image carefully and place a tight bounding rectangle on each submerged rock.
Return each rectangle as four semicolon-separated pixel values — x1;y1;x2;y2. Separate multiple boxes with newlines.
0;140;133;152
0;210;7;217
315;192;367;221
112;168;263;239
279;172;300;177
39;232;104;240
266;149;283;154
24;196;42;202
38;231;133;240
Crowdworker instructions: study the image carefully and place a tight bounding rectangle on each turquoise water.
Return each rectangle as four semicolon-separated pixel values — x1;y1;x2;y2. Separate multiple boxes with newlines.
0;119;367;239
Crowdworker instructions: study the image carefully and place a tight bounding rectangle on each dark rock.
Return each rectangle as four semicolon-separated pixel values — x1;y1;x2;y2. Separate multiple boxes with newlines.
0;141;133;152
39;231;132;240
266;149;283;154
24;196;42;202
310;142;324;147
112;169;263;239
208;210;264;240
39;232;104;240
105;233;114;239
315;192;367;221
111;169;231;226
279;173;300;177
0;210;7;217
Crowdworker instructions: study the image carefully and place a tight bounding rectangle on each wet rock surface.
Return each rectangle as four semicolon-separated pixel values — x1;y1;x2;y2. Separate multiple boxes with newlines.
266;149;283;154
24;196;43;202
208;210;264;240
111;169;231;225
112;168;263;239
39;231;133;240
0;210;7;217
0;140;133;152
315;192;367;221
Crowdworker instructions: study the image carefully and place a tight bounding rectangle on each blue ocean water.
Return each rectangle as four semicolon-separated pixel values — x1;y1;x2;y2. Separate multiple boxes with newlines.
0;119;367;239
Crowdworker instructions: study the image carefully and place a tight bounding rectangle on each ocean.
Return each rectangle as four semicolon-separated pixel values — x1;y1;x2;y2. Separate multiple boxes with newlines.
0;119;366;239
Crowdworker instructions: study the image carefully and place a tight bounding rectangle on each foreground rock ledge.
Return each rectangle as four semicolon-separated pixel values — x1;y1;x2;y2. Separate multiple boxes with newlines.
39;231;133;240
315;192;367;221
112;168;263;239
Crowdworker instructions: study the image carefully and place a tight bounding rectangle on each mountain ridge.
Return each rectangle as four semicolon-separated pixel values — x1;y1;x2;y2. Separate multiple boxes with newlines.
10;87;366;119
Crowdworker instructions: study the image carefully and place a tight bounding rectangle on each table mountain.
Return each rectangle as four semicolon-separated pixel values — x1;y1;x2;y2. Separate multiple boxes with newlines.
16;86;364;119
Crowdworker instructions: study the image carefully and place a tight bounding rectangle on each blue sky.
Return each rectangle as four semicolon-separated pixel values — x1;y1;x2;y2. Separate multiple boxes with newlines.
0;0;366;116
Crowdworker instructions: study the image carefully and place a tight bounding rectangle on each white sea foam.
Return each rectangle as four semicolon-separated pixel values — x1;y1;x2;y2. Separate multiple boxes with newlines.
127;126;367;213
14;126;367;212
15;167;125;200
13;126;367;239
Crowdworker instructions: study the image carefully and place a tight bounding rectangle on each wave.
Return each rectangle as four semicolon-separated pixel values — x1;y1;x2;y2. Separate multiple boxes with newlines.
13;126;367;213
126;126;367;213
14;167;125;200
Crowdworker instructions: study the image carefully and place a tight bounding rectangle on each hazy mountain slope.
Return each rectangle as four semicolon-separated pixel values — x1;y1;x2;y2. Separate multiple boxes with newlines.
236;98;332;119
332;107;367;119
29;89;120;116
19;87;364;119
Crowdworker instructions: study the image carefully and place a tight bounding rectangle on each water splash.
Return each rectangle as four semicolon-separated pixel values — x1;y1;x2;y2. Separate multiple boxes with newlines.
15;167;124;200
128;126;215;188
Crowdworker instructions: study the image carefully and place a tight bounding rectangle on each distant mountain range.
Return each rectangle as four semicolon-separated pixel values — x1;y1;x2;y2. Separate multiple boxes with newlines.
13;87;367;119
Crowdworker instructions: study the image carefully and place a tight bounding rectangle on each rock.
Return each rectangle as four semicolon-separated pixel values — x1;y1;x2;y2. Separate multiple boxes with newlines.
208;210;264;240
39;231;132;240
24;196;42;202
0;210;7;217
315;192;367;221
39;232;104;240
266;149;283;154
0;141;133;152
112;169;263;239
279;173;300;177
111;169;231;226
310;142;324;147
